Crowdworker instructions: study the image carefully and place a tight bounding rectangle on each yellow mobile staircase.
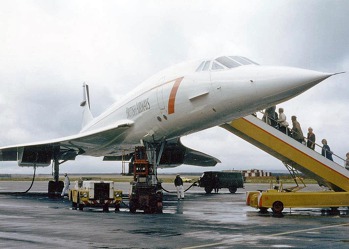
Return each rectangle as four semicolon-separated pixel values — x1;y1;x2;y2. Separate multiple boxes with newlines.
220;115;349;213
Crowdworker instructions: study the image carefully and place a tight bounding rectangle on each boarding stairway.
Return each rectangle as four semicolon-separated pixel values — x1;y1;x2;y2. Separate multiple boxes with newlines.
220;115;349;192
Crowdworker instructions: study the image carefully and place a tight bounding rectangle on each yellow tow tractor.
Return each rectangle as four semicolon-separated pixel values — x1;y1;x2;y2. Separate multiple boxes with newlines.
69;180;123;212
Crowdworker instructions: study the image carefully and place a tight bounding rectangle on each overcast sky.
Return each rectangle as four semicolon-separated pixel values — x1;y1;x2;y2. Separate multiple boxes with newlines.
0;0;348;175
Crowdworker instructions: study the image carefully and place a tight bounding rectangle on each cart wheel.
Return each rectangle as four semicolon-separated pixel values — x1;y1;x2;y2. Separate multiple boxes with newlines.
115;204;120;212
329;207;340;215
72;202;77;210
229;186;237;193
78;204;84;211
129;201;137;213
272;201;284;214
259;207;268;213
103;205;109;212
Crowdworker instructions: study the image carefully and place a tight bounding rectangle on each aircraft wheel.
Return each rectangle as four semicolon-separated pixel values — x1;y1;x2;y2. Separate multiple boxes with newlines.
272;201;284;214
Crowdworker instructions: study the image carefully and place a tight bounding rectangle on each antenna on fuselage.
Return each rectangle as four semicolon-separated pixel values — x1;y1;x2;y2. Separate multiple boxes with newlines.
80;83;94;130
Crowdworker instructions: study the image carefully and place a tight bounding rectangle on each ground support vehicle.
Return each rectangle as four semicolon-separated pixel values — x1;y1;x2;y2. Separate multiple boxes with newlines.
128;147;163;213
223;115;349;214
247;189;349;214
69;180;122;212
198;171;244;194
129;177;163;214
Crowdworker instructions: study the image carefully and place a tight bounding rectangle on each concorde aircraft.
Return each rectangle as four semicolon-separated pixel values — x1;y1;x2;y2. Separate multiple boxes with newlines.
0;55;340;184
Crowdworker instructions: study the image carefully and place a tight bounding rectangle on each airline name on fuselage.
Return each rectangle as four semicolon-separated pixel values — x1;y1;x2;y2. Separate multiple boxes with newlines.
126;98;150;118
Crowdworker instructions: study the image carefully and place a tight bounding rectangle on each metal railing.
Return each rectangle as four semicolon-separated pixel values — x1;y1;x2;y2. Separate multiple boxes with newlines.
258;111;346;167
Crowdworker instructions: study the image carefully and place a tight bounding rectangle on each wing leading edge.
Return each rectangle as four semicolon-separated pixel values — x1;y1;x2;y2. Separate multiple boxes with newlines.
0;120;134;167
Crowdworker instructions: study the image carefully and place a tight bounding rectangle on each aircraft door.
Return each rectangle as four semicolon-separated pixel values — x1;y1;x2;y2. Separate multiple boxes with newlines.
156;77;166;112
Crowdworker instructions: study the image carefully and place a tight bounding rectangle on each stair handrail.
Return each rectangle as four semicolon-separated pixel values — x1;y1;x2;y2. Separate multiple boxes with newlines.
257;111;346;166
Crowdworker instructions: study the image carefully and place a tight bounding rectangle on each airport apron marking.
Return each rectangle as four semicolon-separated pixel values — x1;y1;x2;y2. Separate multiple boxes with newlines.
168;77;184;114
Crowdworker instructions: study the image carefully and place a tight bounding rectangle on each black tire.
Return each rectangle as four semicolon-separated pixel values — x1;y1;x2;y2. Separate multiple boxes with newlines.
272;201;284;214
78;203;84;211
205;186;213;194
156;201;163;214
129;201;137;213
115;204;120;212
259;207;268;213
72;202;77;210
228;186;237;193
103;204;109;212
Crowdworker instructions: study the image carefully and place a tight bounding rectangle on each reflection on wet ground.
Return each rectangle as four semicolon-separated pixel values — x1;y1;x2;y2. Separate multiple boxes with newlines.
0;182;348;248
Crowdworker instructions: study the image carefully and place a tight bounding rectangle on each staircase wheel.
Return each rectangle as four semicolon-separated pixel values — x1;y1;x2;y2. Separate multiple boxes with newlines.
272;201;284;214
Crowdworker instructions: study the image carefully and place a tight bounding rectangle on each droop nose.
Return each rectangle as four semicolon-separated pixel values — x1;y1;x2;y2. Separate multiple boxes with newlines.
255;66;343;103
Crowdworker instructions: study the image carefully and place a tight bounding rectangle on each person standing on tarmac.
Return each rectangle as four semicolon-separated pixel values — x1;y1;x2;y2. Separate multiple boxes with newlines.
214;174;220;193
61;173;70;197
174;174;184;200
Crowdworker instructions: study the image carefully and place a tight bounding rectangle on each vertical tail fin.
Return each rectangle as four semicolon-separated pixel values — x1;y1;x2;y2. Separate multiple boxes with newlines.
80;83;94;129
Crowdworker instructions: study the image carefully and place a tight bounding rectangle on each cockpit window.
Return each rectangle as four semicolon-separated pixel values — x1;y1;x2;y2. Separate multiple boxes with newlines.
202;60;211;71
216;56;241;68
196;61;205;72
230;56;259;65
229;56;250;65
241;56;259;65
211;62;224;70
196;56;258;72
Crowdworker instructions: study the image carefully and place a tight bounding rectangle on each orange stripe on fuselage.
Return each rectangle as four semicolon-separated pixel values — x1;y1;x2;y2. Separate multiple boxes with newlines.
168;77;184;114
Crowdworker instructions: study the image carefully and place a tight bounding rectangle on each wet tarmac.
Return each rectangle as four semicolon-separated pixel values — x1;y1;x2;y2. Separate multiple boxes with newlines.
0;181;349;248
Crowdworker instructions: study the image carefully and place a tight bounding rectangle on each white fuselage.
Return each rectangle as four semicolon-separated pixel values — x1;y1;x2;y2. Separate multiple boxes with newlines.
80;58;332;156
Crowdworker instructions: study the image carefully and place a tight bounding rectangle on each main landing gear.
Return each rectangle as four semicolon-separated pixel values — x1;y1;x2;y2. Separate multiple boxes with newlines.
48;158;64;197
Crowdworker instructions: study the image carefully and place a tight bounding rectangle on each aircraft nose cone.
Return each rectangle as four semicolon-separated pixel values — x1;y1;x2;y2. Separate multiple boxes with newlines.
286;67;333;86
256;66;342;104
